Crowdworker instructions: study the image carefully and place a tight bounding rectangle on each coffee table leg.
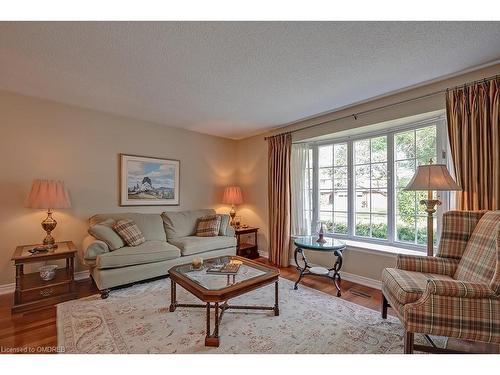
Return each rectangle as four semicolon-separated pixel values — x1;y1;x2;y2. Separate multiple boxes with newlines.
274;280;280;316
205;302;220;347
169;280;177;312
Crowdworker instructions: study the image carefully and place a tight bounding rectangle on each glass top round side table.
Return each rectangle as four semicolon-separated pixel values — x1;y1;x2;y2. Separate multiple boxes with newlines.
293;236;346;297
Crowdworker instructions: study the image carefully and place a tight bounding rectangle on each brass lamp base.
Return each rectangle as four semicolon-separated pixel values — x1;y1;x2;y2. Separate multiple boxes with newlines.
420;191;441;257
41;210;58;249
229;205;236;227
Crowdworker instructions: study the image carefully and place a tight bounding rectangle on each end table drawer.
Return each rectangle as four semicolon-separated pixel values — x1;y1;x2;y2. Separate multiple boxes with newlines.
21;283;72;303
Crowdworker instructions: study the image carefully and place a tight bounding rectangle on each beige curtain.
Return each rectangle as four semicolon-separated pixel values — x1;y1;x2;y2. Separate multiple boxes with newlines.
446;78;499;210
268;133;292;267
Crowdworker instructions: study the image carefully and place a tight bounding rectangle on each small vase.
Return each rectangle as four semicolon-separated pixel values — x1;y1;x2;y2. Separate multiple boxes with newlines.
316;222;327;244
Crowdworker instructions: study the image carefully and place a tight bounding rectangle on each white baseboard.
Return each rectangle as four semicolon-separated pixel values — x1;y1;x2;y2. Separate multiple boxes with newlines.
339;271;381;290
0;283;14;296
0;270;90;296
75;270;90;281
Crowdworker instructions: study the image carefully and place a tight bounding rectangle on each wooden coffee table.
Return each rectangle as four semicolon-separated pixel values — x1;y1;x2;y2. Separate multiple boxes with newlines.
168;256;279;347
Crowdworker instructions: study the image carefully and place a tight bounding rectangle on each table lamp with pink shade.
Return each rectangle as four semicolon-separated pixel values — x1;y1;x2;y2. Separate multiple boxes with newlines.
25;179;71;249
222;186;243;226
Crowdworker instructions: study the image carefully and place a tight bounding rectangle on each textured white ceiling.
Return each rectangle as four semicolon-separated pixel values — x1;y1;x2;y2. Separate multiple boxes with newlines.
0;22;499;139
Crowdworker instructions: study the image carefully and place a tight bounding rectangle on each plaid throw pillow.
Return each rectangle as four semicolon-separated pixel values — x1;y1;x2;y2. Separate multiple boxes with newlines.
113;219;146;246
196;215;221;237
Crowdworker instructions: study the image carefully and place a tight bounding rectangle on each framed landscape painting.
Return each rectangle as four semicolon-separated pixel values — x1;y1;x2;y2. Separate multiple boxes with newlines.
120;154;180;206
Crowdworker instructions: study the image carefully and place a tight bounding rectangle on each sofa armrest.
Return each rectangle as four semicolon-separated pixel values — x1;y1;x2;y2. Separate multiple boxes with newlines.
397;254;460;276
225;225;235;237
426;279;496;299
82;235;109;261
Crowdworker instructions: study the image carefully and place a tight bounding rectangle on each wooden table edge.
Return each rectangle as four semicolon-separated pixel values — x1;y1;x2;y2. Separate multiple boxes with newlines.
11;241;77;261
169;255;279;302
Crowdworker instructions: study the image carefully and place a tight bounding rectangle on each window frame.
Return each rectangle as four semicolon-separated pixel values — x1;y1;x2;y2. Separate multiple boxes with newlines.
306;114;449;253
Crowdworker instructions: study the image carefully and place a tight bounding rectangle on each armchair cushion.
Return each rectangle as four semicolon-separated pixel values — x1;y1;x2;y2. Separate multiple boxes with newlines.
382;268;453;305
397;254;460;276
454;211;500;284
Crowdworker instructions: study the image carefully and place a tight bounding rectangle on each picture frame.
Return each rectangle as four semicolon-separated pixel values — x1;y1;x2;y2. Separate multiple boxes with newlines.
120;154;180;206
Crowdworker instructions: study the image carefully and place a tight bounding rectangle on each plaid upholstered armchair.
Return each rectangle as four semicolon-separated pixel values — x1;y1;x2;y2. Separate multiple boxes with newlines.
381;210;500;353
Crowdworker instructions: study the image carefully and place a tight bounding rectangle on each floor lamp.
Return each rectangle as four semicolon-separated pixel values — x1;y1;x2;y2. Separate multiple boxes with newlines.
405;159;461;256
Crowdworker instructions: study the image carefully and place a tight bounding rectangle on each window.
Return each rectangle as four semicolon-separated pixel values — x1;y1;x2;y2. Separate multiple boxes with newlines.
354;136;388;239
299;115;447;251
318;143;348;234
394;126;438;246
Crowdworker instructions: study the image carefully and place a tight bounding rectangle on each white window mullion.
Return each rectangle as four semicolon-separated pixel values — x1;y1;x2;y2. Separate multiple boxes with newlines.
312;145;319;234
347;141;355;238
387;132;395;244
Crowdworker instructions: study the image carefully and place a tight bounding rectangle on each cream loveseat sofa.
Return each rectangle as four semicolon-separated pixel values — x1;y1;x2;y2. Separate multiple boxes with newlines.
82;209;236;298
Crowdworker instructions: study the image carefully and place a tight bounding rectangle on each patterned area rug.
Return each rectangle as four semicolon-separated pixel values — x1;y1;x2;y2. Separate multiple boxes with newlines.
57;277;440;353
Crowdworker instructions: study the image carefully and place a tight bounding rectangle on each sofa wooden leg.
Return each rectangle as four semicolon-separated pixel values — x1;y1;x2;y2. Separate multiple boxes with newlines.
381;294;388;319
404;331;414;354
100;289;110;299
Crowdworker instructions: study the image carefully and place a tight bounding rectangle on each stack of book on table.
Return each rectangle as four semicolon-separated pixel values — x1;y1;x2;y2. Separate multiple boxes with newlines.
206;259;242;275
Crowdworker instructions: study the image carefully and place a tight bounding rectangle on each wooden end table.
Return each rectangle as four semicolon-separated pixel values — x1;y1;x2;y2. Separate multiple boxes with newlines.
235;227;259;259
11;241;78;313
168;256;279;347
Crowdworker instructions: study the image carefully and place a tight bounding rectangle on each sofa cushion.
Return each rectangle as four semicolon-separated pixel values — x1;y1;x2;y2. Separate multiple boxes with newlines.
90;213;166;241
217;214;230;236
168;236;236;256
454;211;500;284
162;209;215;239
113;219;146;246
196;215;222;237
381;268;453;305
88;218;125;250
96;241;180;269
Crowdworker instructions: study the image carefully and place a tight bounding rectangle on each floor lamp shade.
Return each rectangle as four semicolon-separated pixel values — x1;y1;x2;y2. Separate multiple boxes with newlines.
25;179;71;248
405;163;461;256
405;164;461;192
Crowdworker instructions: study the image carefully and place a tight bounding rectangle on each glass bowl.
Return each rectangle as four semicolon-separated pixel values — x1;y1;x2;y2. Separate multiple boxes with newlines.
39;265;58;281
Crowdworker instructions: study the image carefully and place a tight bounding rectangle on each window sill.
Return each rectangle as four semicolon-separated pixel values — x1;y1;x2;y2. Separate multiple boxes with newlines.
342;240;426;258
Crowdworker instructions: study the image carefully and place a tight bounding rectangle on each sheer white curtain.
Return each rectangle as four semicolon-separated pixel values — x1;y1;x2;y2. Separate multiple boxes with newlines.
291;143;312;236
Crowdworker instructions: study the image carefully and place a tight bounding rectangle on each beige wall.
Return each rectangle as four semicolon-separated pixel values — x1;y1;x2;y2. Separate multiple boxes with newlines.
1;64;498;288
236;63;500;282
0;90;237;286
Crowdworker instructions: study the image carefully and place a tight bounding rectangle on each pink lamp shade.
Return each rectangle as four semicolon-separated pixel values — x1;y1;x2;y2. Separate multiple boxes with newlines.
222;186;243;205
25;179;71;209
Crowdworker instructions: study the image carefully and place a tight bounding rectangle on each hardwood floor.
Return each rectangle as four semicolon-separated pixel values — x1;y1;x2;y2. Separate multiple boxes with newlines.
0;257;497;353
0;279;97;352
0;258;383;353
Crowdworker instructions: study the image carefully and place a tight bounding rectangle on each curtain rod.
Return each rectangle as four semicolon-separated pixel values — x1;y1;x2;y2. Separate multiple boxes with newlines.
264;74;499;141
